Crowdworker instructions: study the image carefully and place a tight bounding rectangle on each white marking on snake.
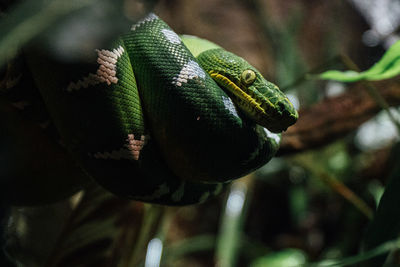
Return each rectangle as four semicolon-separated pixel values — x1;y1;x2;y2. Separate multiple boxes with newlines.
172;60;206;86
161;29;181;44
92;134;147;160
66;46;125;92
126;134;147;160
264;128;281;144
11;101;30;110
92;148;131;160
136;183;170;201
222;96;239;118
131;13;158;31
172;182;185;202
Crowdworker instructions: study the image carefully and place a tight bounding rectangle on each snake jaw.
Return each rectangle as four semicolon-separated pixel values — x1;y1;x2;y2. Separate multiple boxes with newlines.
209;72;298;133
209;72;267;116
257;93;298;133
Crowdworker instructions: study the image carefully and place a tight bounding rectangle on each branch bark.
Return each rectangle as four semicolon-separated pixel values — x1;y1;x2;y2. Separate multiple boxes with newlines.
278;78;400;155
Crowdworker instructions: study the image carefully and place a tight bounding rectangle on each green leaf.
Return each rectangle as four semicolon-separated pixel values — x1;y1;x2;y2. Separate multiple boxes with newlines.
317;40;400;82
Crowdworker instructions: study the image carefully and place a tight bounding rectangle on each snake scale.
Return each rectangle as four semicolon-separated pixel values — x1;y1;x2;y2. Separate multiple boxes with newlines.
4;13;298;205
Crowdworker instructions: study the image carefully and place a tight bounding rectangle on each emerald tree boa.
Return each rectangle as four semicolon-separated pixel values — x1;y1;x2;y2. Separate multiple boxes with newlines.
3;13;298;205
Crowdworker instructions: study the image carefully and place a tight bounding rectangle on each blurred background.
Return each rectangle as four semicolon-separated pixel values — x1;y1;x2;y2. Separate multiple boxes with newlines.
1;0;400;266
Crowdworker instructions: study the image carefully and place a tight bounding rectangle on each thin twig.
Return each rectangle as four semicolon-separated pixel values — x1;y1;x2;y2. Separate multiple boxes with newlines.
293;156;373;219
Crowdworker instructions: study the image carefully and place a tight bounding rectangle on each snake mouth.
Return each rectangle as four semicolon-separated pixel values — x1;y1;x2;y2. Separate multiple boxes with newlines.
209;72;298;133
209;72;271;126
234;95;290;133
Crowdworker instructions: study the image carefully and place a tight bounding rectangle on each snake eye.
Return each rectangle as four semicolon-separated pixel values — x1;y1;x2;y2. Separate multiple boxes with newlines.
241;70;256;86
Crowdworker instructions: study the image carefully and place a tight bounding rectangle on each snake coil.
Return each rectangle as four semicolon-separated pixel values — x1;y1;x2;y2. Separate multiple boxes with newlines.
3;13;298;205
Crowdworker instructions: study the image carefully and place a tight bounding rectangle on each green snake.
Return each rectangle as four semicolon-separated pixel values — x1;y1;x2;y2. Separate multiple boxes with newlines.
6;13;298;205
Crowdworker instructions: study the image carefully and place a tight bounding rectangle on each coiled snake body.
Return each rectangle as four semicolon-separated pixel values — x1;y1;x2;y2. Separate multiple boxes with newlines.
20;13;298;205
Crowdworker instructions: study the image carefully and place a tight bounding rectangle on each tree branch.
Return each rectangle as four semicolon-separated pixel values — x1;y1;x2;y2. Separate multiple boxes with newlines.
278;78;400;155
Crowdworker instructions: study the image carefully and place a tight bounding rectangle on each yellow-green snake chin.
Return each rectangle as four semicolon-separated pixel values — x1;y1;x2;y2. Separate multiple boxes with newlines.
209;71;274;128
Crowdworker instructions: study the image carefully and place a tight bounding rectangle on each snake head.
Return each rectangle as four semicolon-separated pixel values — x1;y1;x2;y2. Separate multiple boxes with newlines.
197;48;298;133
245;76;298;132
